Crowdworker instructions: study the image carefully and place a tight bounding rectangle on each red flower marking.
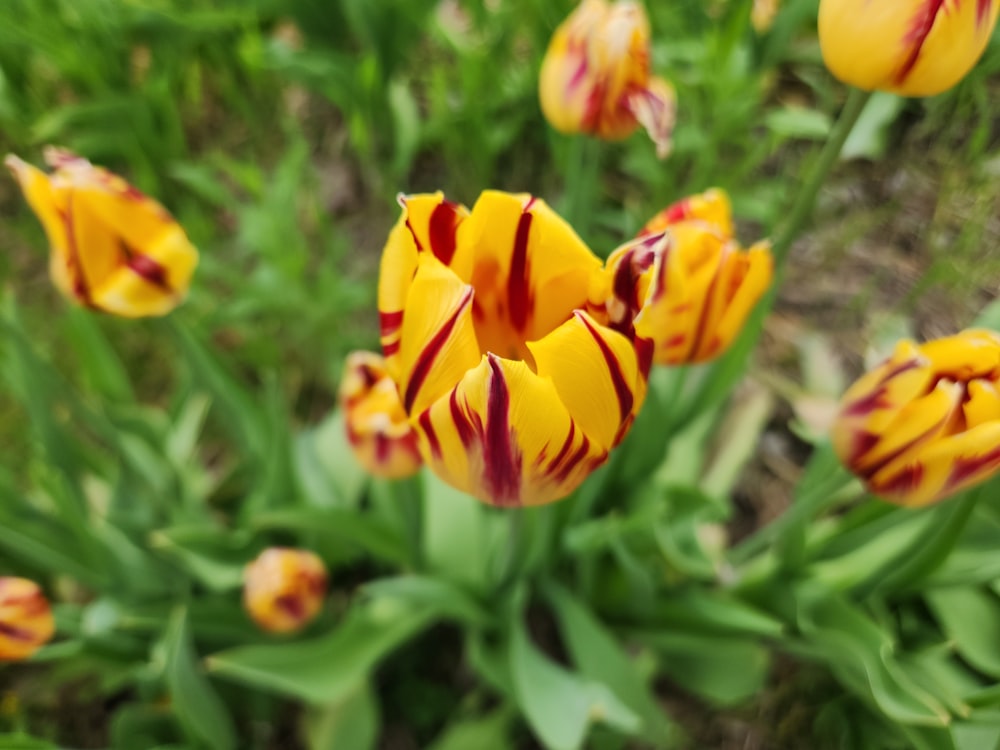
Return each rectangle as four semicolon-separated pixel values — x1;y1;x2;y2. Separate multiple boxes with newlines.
274;593;306;620
895;0;946;85
508;202;534;332
945;446;1000;490
978;0;993;25
127;254;171;291
449;389;481;448
483;354;522;506
874;462;925;497
553;433;595;484
418;409;442;459
576;312;633;423
0;621;38;643
403;288;473;413
429;200;462;266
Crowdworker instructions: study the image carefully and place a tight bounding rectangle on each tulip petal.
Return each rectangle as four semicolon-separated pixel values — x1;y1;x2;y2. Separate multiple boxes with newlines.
625;75;676;159
529;310;642;450
639;188;733;238
693;240;773;362
397;254;481;418
964;378;1000;430
870;421;1000;507
414;354;607;507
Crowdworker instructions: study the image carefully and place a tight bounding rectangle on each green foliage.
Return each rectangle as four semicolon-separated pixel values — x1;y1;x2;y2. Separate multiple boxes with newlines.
1;0;999;748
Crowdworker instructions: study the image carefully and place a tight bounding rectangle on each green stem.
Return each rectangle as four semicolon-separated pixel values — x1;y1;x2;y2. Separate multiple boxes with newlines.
560;136;602;236
770;87;872;266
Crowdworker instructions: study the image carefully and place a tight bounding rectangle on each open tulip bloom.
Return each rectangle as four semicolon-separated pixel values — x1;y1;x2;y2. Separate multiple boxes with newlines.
5;147;198;317
819;0;1000;96
832;330;1000;507
376;189;772;507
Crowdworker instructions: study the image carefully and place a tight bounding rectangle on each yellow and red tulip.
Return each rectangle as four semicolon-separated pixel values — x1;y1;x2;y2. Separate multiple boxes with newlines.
5;147;198;317
378;191;647;507
832;330;1000;507
539;0;676;158
339;351;422;479
243;548;327;634
602;189;773;365
819;0;1000;96
0;578;55;661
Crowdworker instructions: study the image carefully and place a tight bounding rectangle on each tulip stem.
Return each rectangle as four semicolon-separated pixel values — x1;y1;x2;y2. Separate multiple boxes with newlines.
770;87;871;267
560;136;602;239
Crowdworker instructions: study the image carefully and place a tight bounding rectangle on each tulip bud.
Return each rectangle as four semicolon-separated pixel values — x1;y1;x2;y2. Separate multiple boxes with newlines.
832;330;1000;507
339;351;422;479
604;189;773;364
539;0;676;158
243;548;327;634
751;0;780;33
818;0;1000;96
5;148;198;317
0;578;55;661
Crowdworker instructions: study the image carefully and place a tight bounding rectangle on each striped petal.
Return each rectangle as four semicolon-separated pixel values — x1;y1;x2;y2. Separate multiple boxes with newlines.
639;188;734;239
819;0;1000;96
529;310;644;450
0;578;55;661
414;354;607;507
396;254;481;418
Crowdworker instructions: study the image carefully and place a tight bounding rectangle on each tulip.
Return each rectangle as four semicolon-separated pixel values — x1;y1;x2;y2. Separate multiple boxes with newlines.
818;0;1000;97
5;147;198;317
832;330;1000;507
603;189;773;364
243;548;327;634
339;351;422;479
0;578;55;661
751;0;780;33
378;191;647;507
539;0;676;158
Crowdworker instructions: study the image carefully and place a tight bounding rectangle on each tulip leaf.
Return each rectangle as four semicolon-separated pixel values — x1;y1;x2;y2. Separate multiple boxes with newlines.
926;587;1000;679
163;608;237;750
650;587;784;638
764;106;832;141
841;92;906;161
294;410;367;510
208;597;439;704
61;307;135;403
508;611;640;750
362;575;494;627
302;681;380;750
427;707;515;750
545;583;677;745
421;470;494;591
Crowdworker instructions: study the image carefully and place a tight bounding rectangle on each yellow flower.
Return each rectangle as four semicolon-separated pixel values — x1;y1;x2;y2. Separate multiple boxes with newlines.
0;578;55;661
602;189;772;365
339;351;422;480
378;191;647;507
819;0;1000;97
751;0;780;33
539;0;676;158
5;147;198;317
243;548;327;634
832;330;1000;507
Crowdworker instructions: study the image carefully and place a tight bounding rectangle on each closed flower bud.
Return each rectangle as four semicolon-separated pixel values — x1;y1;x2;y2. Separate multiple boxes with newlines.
0;578;55;661
379;191;647;506
819;0;1000;96
5;148;198;317
603;189;773;364
832;330;1000;507
539;0;676;158
339;351;422;479
243;549;327;634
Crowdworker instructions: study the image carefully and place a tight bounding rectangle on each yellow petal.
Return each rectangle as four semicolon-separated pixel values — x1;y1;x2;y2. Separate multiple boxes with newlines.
413;354;607;507
0;578;55;661
396;254;481;418
691;240;773;362
639;188;734;238
869;421;1000;507
819;0;1000;96
964;378;1000;430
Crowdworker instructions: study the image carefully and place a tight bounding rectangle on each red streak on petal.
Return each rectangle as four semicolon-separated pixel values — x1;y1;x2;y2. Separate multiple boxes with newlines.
849;430;882;466
380;310;404;335
374;433;391;464
873;462;924;498
635;336;655;378
895;0;946;85
554;433;593;484
0;621;37;643
841;387;893;419
382;341;400;357
665;333;686;348
483;354;522;506
274;593;305;620
127;254;171;291
576;312;633;422
449;389;479;448
429;200;462;266
546;421;577;476
418;409;442;459
978;0;992;25
62;196;91;304
946;445;1000;490
402;288;473;413
508;206;534;332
